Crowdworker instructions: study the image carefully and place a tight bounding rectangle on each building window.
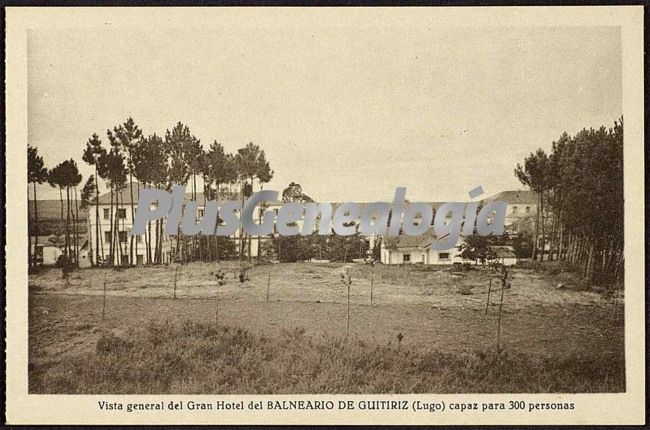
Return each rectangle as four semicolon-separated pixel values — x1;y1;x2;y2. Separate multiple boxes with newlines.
118;231;128;243
403;254;411;262
103;208;110;220
439;252;450;260
117;208;127;219
525;206;531;213
198;208;205;218
105;231;112;243
136;235;143;243
511;206;518;215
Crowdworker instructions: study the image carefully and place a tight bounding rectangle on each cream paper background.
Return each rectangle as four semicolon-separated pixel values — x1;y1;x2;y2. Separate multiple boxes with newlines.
5;6;645;425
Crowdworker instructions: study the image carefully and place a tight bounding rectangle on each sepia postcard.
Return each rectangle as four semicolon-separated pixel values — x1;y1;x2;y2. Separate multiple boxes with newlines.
5;6;645;426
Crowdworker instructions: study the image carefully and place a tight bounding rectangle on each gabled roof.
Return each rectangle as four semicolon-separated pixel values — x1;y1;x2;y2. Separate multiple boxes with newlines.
30;235;61;246
384;234;430;249
383;225;465;251
490;245;517;258
30;234;88;248
331;201;446;213
483;190;537;205
94;182;239;205
93;181;276;207
384;228;439;250
96;182;145;205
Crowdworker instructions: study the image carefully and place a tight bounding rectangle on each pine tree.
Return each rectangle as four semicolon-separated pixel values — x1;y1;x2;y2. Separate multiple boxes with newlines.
107;118;143;266
82;133;107;266
28;145;49;269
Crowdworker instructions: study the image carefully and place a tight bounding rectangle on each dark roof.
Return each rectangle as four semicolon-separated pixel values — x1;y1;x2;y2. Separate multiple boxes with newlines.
30;234;88;248
93;186;536;213
383;228;439;250
94;185;448;212
483;190;537;205
94;182;240;205
331;201;446;212
30;235;61;246
490;246;517;258
96;182;170;205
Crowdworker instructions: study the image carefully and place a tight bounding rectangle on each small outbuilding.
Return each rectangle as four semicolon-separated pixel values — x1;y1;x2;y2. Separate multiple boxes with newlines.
30;235;63;266
380;230;466;265
489;246;518;266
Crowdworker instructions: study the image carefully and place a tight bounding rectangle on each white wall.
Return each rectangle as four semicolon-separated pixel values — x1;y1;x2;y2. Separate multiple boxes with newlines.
380;246;464;265
494;256;517;266
30;245;62;265
88;203;172;266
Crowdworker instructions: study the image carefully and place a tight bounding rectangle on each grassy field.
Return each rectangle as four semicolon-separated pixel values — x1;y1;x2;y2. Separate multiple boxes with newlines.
28;261;625;393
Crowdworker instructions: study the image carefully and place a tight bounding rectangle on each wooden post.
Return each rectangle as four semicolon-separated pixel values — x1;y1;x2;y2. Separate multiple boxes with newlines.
496;267;508;353
370;263;374;306
485;279;492;315
346;269;350;336
173;265;178;299
266;273;270;303
215;288;219;326
102;273;107;320
497;283;505;352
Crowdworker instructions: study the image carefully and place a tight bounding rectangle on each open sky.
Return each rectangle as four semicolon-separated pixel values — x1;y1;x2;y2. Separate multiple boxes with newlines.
28;24;621;202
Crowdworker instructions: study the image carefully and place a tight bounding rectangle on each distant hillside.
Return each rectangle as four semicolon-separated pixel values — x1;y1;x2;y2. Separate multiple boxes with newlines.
28;200;89;220
28;200;88;236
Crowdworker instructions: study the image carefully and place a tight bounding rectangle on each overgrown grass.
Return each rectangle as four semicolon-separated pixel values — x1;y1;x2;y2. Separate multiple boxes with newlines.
518;259;623;294
30;319;624;394
347;263;484;288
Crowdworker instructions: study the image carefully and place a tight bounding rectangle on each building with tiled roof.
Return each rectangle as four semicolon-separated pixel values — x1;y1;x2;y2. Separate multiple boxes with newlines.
380;228;466;265
483;189;538;234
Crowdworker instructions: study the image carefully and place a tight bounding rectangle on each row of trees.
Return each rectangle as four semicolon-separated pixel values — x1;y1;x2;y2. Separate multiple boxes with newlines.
514;117;624;284
29;117;275;269
266;233;372;263
81;118;274;267
28;146;84;270
28;116;379;269
269;182;376;263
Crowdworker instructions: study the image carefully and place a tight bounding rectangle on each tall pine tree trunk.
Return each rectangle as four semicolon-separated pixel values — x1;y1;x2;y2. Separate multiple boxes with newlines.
113;189;119;266
95;167;100;266
239;177;244;264
33;182;39;268
109;186;114;266
58;186;65;259
193;173;197;261
532;191;540;260
113;188;122;266
215;182;220;262
155;219;160;264
129;175;136;266
539;189;546;261
59;187;64;222
146;183;152;264
115;189;125;266
257;182;264;263
65;187;71;259
74;187;80;268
